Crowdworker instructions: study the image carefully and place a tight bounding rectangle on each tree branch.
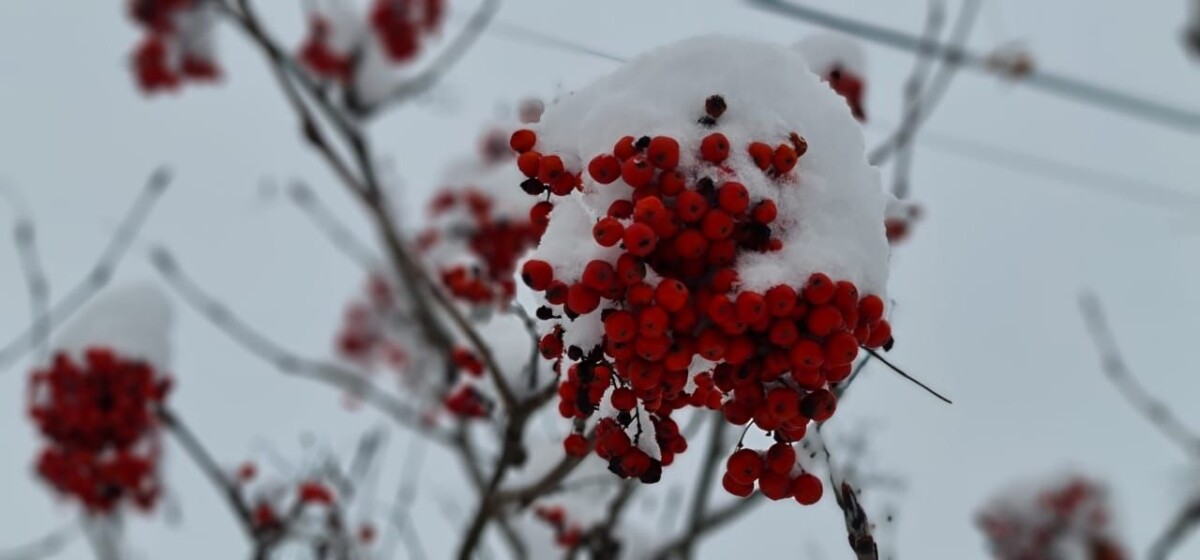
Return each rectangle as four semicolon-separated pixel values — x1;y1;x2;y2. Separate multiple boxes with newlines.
158;407;257;540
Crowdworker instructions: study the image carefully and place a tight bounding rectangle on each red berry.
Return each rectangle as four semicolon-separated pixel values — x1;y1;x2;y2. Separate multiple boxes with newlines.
711;269;739;293
634;196;667;224
769;319;799;348
773;144;798;173
623;223;658;256
748;142;774;170
517;151;541;178
530;201;553;226
608;199;634;219
521;260;553;290
673;229;709;260
806;305;843;337
563;433;589;456
697;328;727;361
765;443;797;474
803;273;835;305
588;154;622;184
717;182;749;214
801;389;837;422
510;129;536;153
581;260;616;292
706;294;736;325
700;133;730;163
833;281;859;312
734;292;767;324
627;282;655;307
765;285;797;317
611;387;636;411
752;200;777;224
759;471;793;501
639;307;670;338
614;136;637;160
593;217;625;247
621;156;655;188
537;155;565;184
654;279;689;312
604;310;637;343
823;331;859;365
617;253;646;285
788;339;824;369
566;283;601;314
792;473;823;505
859;294;885;324
722;472;755;498
701;210;734;240
647;136;680;170
766;387;800;421
676;190;709;223
726;448;763;484
659;170;686;195
866;319;892;348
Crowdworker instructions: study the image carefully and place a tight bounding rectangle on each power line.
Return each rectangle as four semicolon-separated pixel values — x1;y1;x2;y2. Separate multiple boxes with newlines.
746;0;1200;135
477;17;1200;211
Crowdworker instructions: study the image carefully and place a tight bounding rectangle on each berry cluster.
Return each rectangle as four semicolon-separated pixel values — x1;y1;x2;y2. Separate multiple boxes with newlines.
977;475;1126;560
884;198;922;246
723;444;823;504
234;461;377;548
127;0;220;93
513;96;892;500
534;504;584;548
298;0;445;82
419;187;543;306
27;348;172;513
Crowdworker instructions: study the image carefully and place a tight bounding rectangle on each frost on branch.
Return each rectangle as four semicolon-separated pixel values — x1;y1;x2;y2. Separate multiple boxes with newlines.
511;36;892;502
794;33;868;122
27;283;175;514
127;0;221;93
977;473;1127;560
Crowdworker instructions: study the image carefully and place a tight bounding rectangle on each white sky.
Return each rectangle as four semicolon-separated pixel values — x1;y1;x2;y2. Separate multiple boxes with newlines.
2;1;1200;558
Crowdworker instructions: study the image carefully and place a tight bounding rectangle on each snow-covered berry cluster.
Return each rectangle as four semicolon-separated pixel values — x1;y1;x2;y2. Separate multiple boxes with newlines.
233;461;378;548
977;474;1127;560
510;37;892;501
298;0;445;83
28;348;172;514
126;0;220;93
884;196;922;245
533;504;585;549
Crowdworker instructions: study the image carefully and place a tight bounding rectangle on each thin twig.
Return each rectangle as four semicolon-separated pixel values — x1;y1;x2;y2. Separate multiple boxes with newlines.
158;407;258;540
1148;500;1200;560
287;181;379;270
354;0;503;117
0;168;170;372
148;246;450;443
0;521;79;560
648;495;765;560
1078;292;1200;458
861;348;952;404
2;188;51;363
678;415;728;560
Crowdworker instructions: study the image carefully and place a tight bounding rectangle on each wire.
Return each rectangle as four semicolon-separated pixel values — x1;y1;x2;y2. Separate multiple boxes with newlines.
745;0;1200;135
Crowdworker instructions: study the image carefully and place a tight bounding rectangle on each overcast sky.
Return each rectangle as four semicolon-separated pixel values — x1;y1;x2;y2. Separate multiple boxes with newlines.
2;1;1200;558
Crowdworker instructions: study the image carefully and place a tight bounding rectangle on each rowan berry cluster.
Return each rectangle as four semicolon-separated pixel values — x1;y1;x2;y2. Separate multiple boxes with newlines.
419;187;543;306
234;461;377;547
126;0;220;93
298;0;445;83
27;348;172;513
534;504;584;549
977;475;1126;560
513;94;892;500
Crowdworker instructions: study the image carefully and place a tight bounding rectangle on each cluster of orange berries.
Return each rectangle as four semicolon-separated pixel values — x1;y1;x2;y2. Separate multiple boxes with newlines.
28;348;172;513
512;96;893;500
299;0;444;83
127;0;219;93
419;188;543;306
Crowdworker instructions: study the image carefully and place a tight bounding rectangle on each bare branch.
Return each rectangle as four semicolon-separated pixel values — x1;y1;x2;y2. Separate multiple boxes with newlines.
861;348;952;404
287;181;379;270
158;407;257;540
0;168;170;372
148;246;451;443
678;414;728;560
354;0;503;117
2;187;51;362
0;521;79;560
648;495;765;560
1078;292;1200;458
1148;500;1200;560
814;427;879;560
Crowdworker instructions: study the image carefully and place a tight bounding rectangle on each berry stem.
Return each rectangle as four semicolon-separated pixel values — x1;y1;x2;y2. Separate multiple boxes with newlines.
861;348;952;404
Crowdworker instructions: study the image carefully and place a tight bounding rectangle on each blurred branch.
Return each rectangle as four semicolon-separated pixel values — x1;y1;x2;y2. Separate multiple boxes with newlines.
1079;292;1200;457
0;168;170;371
1148;499;1200;560
678;415;729;560
648;494;765;560
2;187;51;363
814;427;879;560
158;407;257;540
287;181;379;270
746;0;1200;134
873;0;983;170
0;522;78;560
353;0;503;117
149;246;451;444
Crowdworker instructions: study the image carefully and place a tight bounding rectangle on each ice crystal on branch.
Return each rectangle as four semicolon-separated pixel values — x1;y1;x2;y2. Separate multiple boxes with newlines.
510;36;892;502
